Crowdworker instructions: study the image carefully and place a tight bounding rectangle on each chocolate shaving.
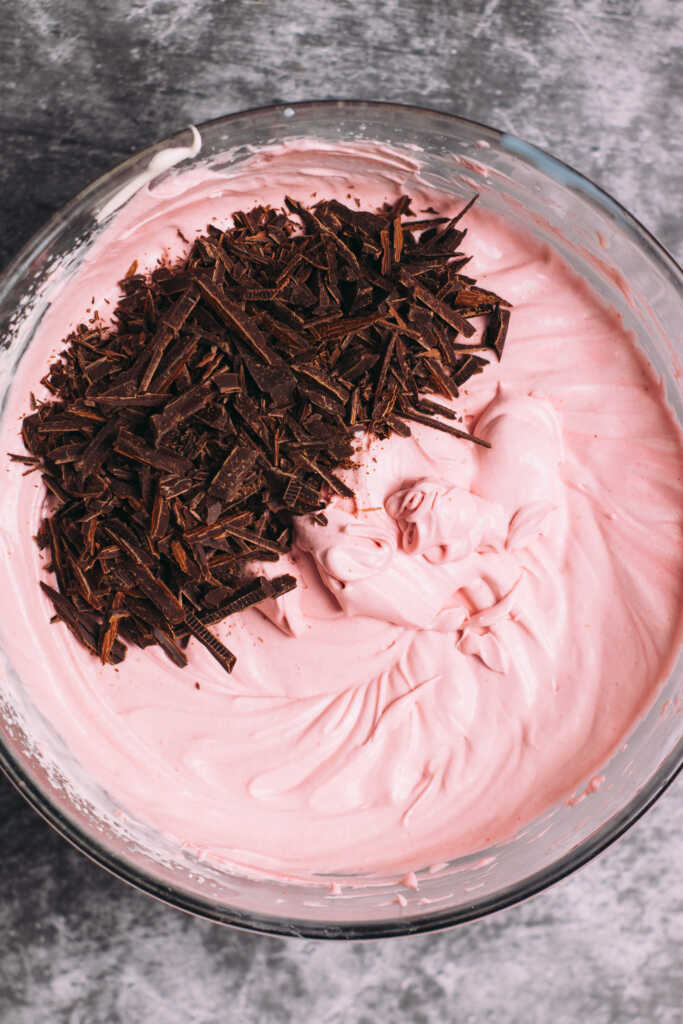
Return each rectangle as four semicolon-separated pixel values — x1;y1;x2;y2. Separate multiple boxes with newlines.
483;305;511;360
397;407;491;448
199;574;296;625
139;285;200;391
399;269;476;338
151;626;188;668
151;384;213;441
184;609;236;673
15;192;510;676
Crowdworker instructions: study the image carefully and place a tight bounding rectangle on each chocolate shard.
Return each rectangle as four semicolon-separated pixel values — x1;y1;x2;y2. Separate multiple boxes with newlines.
372;334;397;418
267;574;298;599
297;454;354;499
295;361;350;404
447;191;479;226
200;574;297;625
297;382;347;417
127;560;186;624
415;397;458;420
151;626;189;668
148;333;199;392
77;419;120;478
309;312;385;340
94;394;169;409
218;523;286;555
282;476;324;513
208;444;259;505
113;429;193;476
241;354;296;406
41;581;126;664
396;407;491;449
453;354;488;387
99;592;128;665
286;196;361;277
380;228;392;276
139;284;200;391
150;383;213;442
398;269;476;338
387;415;412;438
484;305;511;360
401;217;450;230
392;215;404;263
8;453;40;466
212;369;241;393
454;284;511;310
194;276;277;364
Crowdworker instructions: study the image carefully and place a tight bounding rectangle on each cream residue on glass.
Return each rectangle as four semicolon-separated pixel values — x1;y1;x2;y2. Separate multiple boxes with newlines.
0;141;682;881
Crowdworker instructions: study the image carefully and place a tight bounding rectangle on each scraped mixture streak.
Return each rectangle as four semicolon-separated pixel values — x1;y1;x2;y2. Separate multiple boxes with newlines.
1;142;681;878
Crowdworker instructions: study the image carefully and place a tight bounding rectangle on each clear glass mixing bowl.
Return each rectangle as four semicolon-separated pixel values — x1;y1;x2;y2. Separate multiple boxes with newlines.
0;101;681;939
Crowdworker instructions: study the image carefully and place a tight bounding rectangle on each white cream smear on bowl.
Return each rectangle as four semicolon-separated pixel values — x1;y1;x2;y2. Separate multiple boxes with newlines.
0;141;682;881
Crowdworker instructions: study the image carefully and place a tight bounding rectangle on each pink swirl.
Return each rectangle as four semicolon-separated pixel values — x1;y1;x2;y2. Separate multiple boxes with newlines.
386;477;504;564
320;521;396;586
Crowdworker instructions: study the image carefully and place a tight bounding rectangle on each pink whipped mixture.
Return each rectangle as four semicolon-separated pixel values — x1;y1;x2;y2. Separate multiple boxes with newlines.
1;142;681;880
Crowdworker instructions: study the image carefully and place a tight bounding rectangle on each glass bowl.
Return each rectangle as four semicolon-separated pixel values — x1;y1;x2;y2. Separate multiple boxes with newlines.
0;101;681;939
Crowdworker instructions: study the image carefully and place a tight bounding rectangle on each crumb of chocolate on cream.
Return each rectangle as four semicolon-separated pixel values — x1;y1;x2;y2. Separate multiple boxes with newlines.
12;193;511;674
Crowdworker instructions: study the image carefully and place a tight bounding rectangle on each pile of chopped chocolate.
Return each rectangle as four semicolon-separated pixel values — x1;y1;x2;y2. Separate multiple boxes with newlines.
13;193;510;673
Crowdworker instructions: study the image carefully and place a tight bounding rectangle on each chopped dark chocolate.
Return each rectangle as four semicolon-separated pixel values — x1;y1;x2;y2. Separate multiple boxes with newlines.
16;192;510;676
396;407;492;449
483;305;511;360
184;609;236;673
199;573;296;625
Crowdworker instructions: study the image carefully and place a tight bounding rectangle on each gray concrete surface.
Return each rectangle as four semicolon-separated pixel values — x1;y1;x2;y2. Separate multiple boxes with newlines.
1;1;681;1021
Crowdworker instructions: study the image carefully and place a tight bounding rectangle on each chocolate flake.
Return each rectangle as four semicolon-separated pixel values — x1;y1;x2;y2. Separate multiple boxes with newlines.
139;284;200;391
184;609;236;673
397;407;491;449
399;269;476;338
483;305;511;360
151;625;189;668
199;574;296;625
15;191;510;676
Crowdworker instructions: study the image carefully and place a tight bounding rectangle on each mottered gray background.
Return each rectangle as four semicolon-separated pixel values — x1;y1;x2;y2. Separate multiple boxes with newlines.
1;1;681;1021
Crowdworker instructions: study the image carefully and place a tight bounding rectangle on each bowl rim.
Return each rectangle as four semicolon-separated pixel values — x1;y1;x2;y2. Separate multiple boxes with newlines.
0;99;681;940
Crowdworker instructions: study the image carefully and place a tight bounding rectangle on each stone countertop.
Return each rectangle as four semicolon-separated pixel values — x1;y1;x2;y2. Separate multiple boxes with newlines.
0;1;681;1021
